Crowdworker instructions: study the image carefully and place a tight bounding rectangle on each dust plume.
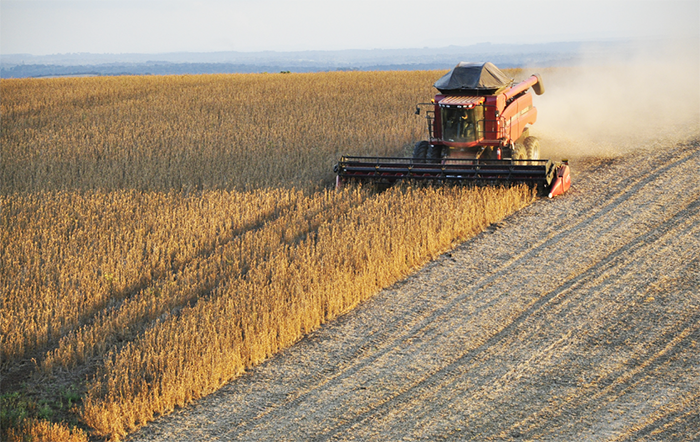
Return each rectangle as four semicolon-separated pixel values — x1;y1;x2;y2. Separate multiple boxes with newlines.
527;37;700;160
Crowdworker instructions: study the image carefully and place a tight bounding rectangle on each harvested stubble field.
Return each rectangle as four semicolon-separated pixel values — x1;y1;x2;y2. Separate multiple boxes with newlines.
1;69;535;441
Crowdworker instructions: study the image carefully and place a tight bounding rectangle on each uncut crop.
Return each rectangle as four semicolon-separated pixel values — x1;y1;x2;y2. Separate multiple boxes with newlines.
1;71;435;193
0;69;531;441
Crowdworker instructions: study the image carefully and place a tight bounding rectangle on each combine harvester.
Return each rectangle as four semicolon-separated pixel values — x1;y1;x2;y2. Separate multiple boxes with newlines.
335;62;571;198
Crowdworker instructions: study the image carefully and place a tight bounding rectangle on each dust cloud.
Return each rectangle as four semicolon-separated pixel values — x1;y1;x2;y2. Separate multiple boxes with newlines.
526;37;700;160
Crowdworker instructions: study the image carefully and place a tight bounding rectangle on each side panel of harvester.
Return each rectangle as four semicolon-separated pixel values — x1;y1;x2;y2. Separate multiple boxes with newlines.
500;92;537;144
499;74;543;146
483;95;505;145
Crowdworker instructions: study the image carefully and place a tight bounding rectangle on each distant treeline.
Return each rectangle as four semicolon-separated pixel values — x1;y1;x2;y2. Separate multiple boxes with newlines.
0;62;453;79
1;63;296;78
0;56;574;79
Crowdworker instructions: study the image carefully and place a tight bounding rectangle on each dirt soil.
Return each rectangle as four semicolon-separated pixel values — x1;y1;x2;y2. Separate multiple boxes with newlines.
128;138;700;442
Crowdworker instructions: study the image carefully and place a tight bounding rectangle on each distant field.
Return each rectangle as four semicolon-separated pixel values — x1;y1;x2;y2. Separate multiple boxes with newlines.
0;69;532;441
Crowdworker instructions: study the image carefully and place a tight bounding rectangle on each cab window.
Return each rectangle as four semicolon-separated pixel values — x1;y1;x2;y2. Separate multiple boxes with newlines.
441;105;484;143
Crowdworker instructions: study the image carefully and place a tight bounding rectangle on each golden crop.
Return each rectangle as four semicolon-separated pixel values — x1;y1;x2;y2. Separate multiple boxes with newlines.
1;69;531;441
1;71;435;193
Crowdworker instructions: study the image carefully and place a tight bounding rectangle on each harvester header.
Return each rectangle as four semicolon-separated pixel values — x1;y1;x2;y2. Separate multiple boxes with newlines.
335;62;570;197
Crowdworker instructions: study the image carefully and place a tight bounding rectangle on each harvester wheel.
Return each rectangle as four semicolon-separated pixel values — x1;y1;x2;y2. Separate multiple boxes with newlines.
524;137;540;160
413;141;429;161
511;143;527;161
427;144;442;162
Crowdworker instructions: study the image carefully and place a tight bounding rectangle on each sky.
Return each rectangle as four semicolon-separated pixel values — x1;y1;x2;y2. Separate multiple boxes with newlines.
1;0;698;55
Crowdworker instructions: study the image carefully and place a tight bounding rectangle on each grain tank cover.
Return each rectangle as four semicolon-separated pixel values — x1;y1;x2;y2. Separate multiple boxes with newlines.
434;62;513;95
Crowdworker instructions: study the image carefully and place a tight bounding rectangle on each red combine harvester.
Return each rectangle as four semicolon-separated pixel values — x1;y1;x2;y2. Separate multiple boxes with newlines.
335;62;571;198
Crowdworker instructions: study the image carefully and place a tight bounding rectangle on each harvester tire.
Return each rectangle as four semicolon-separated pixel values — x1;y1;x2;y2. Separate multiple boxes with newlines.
511;143;527;161
427;144;442;162
524;137;540;161
413;141;429;161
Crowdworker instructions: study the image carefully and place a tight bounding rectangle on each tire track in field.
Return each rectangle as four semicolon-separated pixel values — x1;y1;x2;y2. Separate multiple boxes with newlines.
433;197;700;441
428;192;700;441
424;213;700;439
517;311;700;441
540;257;700;441
128;139;700;442
612;390;700;442
518;251;700;437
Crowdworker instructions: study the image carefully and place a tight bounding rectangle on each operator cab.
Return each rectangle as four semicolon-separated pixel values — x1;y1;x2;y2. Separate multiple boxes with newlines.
439;96;485;145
